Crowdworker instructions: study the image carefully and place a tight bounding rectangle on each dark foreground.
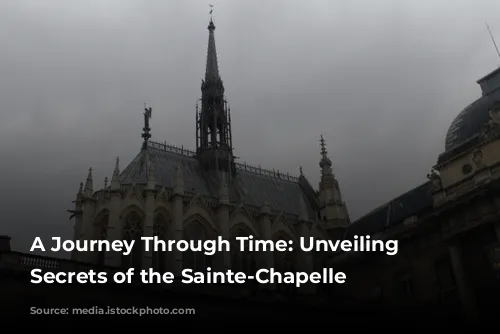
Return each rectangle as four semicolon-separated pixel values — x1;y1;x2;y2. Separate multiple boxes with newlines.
0;269;495;330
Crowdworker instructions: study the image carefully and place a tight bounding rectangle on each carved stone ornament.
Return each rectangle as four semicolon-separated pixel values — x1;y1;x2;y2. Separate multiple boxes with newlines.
480;104;500;140
472;149;484;168
426;169;442;192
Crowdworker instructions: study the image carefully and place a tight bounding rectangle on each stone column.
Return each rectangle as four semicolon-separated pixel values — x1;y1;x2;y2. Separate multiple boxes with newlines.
259;202;275;290
104;190;122;267
81;168;95;263
172;196;183;275
72;197;84;238
142;162;157;269
297;222;315;295
172;165;185;276
449;240;478;320
71;196;84;261
80;198;96;263
217;181;231;272
142;190;155;269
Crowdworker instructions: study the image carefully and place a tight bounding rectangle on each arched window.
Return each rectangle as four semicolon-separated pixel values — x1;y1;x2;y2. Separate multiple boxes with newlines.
95;215;109;266
183;221;211;272
152;214;168;273
121;211;143;271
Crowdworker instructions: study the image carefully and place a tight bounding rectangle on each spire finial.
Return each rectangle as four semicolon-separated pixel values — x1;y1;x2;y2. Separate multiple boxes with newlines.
104;177;108;189
113;157;120;177
299;166;303;176
142;103;152;149
319;135;333;175
84;167;94;197
208;4;216;31
111;157;121;191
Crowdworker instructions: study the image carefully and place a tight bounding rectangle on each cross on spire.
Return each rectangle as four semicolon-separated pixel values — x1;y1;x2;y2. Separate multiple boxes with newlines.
209;4;214;21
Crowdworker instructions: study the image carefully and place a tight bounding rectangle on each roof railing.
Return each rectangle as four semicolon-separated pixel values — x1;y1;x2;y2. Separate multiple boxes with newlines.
147;140;299;182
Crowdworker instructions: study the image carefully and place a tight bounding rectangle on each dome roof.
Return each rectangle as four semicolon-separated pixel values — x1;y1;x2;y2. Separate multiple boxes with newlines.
444;92;500;151
444;68;500;152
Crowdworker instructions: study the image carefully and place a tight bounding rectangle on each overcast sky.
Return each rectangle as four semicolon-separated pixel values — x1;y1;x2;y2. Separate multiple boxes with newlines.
1;0;500;253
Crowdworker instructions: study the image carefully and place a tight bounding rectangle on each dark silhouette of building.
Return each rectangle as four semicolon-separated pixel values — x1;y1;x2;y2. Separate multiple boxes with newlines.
329;67;500;322
66;17;349;298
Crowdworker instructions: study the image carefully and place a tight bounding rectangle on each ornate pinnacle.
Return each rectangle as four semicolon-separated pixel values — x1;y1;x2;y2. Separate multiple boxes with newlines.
320;135;327;157
319;135;333;176
84;167;93;197
111;157;121;191
112;157;120;180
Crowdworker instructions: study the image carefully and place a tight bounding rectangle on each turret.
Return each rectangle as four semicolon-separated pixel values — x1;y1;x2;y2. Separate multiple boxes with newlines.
317;135;350;239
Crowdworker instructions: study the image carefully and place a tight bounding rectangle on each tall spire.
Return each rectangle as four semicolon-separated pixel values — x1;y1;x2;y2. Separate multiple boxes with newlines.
206;5;219;82
196;14;234;180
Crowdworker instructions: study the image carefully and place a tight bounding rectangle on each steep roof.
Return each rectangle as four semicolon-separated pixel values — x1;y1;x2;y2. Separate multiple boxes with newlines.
115;17;321;221
120;141;317;219
345;181;433;238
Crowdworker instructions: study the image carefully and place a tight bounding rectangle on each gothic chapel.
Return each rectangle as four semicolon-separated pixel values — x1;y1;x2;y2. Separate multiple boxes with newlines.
69;18;350;294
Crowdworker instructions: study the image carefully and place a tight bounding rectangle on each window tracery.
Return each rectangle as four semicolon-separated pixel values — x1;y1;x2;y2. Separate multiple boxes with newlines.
121;211;143;270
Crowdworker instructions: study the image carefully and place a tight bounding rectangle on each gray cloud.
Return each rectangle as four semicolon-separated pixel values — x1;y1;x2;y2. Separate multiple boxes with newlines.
1;0;500;253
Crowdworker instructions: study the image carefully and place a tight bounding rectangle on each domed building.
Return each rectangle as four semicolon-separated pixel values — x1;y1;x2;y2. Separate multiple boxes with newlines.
330;67;500;321
445;68;500;152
